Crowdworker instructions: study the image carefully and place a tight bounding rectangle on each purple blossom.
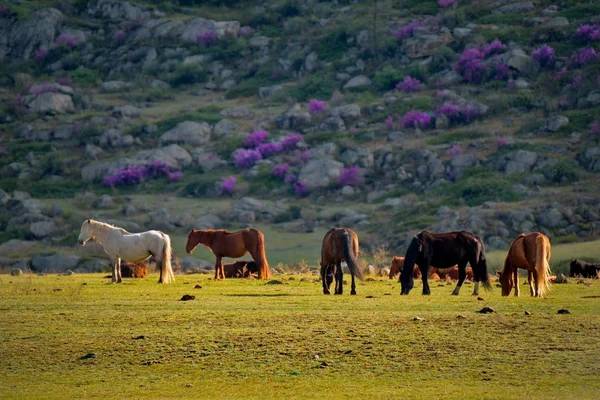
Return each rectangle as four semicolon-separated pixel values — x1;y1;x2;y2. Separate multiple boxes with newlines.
238;26;255;38
34;48;47;62
447;144;463;158
463;105;479;122
29;82;59;95
243;129;270;148
436;103;479;124
400;110;431;129
483;39;507;57
337;166;361;187
55;33;78;49
284;174;298;185
103;166;148;187
233;148;263;169
271;163;291;179
114;29;126;43
220;176;236;194
436;103;461;119
146;161;172;178
294;150;311;165
308;99;329;114
438;0;457;7
570;48;598;67
455;48;487;83
390;21;423;41
280;133;304;151
0;7;10;17
494;63;510;80
257;142;283;158
168;171;183;182
531;44;555;67
553;67;567;82
293;180;308;197
574;24;600;42
495;136;507;148
14;93;23;108
385;116;394;131
395;76;423;93
197;29;217;47
591;121;600;135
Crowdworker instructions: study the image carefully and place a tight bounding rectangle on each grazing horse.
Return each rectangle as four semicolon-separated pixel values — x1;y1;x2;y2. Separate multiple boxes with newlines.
400;231;490;295
389;256;421;279
569;259;600;278
320;228;364;295
185;228;271;280
498;232;552;297
78;219;174;284
223;260;259;278
120;261;148;278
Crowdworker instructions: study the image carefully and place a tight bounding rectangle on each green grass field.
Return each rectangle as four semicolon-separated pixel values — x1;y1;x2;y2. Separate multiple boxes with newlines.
1;273;599;399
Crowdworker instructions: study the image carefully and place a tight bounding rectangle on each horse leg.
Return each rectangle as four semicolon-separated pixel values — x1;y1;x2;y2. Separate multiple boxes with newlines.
513;268;520;297
110;257;119;284
214;256;222;280
421;264;431;295
116;257;122;283
321;263;331;295
529;270;537;297
452;262;468;296
334;261;343;295
350;271;357;295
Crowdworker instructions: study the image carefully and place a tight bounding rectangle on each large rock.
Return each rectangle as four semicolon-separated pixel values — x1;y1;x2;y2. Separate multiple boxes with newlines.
194;214;222;230
86;0;146;21
77;257;110;272
213;119;239;138
98;128;135;148
504;49;540;77
30;221;57;238
26;92;74;114
343;75;372;91
504;150;538;174
0;8;65;60
298;158;344;190
219;107;253;119
30;253;81;273
0;239;37;256
578;147;600;172
160;121;212;146
537;207;568;229
275;104;312;130
494;1;534;14
331;104;361;123
543;115;569;132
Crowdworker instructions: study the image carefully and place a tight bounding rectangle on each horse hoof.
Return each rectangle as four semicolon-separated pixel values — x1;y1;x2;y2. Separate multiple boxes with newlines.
350;291;356;295
323;290;331;295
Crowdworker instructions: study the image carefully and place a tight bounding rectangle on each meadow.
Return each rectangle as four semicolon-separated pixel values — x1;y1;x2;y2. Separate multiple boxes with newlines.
1;272;599;400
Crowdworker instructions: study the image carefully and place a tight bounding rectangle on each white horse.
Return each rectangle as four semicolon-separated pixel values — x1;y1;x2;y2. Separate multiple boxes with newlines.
78;219;175;284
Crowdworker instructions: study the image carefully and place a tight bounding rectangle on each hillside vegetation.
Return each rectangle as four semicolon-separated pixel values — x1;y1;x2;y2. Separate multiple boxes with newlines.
0;0;599;270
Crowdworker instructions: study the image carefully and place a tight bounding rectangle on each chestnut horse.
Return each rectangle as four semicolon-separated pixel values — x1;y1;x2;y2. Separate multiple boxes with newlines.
223;260;259;278
185;228;271;280
320;227;364;295
498;232;552;297
389;256;420;279
400;231;490;295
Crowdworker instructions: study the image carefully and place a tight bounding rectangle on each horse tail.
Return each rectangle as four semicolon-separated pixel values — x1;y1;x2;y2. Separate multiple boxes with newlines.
341;231;363;281
159;233;174;284
474;238;491;291
255;230;271;280
536;234;551;297
401;237;419;283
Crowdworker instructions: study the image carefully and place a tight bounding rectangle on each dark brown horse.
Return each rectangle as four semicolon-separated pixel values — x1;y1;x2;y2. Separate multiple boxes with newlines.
120;261;148;278
498;232;552;297
185;228;271;280
400;231;490;295
223;260;259;278
320;227;364;295
569;259;600;278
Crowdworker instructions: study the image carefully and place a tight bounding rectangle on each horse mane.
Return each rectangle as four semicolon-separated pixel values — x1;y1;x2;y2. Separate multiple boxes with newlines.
88;219;129;234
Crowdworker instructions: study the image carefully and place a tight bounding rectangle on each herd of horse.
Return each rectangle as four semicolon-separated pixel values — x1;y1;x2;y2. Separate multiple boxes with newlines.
77;219;599;297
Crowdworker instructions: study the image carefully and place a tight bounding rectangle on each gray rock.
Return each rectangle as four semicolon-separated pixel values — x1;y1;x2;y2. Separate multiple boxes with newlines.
219;107;253;119
494;1;534;14
30;221;57;238
0;189;10;206
231;210;256;223
98;129;134;148
331;104;361;123
249;36;271;48
213;119;239;138
505;150;538;174
305;51;318;72
578;147;600;172
275;104;312;130
547;17;569;27
504;49;540;77
194;214;222;230
183;54;209;65
84;144;104;159
160;121;212;146
86;0;146;21
543;115;569;132
30;253;80;273
112;105;141;118
404;30;454;59
0;239;37;256
180;256;213;271
258;85;285;99
299;158;344;190
343;75;372;91
26;93;74;114
149;79;171;89
537;207;567;229
213;20;240;39
100;80;133;92
92;194;114;209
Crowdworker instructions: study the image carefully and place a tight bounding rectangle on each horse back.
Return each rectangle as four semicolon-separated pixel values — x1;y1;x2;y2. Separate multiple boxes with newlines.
422;231;479;268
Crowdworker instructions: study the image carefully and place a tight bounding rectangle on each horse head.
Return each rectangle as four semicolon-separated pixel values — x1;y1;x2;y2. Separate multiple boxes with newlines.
399;269;414;295
497;269;513;296
78;219;94;245
185;229;200;254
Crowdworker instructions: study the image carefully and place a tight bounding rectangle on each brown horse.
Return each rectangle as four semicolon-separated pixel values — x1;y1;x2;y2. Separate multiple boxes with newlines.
120;261;148;278
185;228;271;280
320;227;364;295
498;232;552;297
389;256;421;279
223;260;259;278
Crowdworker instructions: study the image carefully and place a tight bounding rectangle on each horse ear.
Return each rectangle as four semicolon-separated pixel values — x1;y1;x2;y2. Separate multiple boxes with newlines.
87;219;91;224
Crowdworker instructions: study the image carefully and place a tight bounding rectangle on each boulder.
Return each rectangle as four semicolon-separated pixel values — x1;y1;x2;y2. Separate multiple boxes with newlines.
98;128;135;148
213;119;239;138
494;1;534;14
0;239;37;256
26;92;74;114
11;268;24;276
578;147;600;172
194;214;222;230
112;105;141;118
543;115;569;132
30;221;57;238
504;150;538;174
275;104;312;130
537;207;568;229
249;36;271;48
258;85;285;99
30;253;80;273
298;158;344;190
331;104;361;123
504;49;540;77
160;121;212;146
343;75;372;91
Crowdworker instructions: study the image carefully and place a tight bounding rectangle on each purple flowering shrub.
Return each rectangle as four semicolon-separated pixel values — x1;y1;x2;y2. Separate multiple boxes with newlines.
197;30;217;47
438;0;457;8
57;76;73;87
495;136;507;149
400;110;431;129
395;76;423;93
531;45;555;68
29;82;59;95
483;39;507;57
102;162;182;187
220;176;237;194
455;48;487;83
570;48;598;67
590;121;600;135
233;148;263;169
271;163;291;179
114;29;126;43
308;99;329;114
390;21;423;40
337;166;361;187
55;33;78;49
436;103;480;125
284;174;297;185
446;144;463;158
574;24;600;42
34;48;47;62
243;129;270;148
385;116;395;131
566;74;582;90
494;63;510;80
293;180;308;197
257;142;283;157
293;150;311;165
280;133;304;151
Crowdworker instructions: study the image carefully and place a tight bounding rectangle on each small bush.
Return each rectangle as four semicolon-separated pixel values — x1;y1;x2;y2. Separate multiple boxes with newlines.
542;161;579;185
169;64;208;87
289;71;338;102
